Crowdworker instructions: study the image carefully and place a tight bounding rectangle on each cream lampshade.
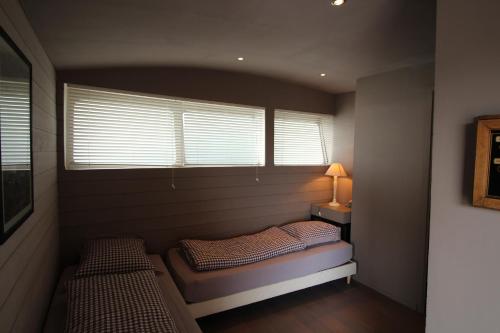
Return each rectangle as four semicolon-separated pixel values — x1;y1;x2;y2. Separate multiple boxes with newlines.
325;163;347;207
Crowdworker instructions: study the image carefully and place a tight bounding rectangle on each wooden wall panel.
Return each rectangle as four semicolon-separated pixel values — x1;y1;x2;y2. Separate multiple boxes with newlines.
57;68;337;264
0;1;58;332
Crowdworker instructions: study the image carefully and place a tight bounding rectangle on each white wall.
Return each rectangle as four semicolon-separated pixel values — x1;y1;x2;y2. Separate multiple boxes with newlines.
352;64;434;312
0;0;58;332
426;1;500;332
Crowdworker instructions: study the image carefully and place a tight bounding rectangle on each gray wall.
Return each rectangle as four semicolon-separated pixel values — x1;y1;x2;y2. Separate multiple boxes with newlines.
426;1;500;332
56;68;337;264
333;92;355;204
351;64;434;312
0;0;59;331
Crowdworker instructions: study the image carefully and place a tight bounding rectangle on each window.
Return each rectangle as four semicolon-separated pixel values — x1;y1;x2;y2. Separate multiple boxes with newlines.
274;110;333;166
64;84;265;169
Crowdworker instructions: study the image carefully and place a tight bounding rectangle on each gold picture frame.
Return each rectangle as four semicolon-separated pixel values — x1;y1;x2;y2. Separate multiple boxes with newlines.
473;116;500;210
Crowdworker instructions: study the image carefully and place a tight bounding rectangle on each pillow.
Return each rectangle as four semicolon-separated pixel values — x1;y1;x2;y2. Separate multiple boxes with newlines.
280;221;340;247
74;238;155;278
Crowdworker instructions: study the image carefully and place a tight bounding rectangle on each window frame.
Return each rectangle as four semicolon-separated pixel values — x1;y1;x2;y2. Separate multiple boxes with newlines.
273;109;334;166
64;83;266;170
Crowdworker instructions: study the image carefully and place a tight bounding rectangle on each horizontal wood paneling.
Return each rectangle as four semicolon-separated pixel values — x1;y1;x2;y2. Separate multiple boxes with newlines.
60;194;326;228
0;223;58;330
59;173;329;197
59;183;331;212
0;1;58;332
57;165;330;182
57;68;336;265
10;229;58;332
33;82;56;117
0;185;57;268
0;203;57;308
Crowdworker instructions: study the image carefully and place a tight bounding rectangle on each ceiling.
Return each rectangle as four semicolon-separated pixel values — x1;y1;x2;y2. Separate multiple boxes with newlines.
20;0;436;93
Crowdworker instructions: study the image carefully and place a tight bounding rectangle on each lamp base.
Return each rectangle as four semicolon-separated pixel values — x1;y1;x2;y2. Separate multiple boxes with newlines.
328;201;340;207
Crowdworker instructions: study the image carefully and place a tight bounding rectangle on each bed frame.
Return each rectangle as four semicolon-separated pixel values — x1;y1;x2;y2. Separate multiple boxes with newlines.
186;260;357;318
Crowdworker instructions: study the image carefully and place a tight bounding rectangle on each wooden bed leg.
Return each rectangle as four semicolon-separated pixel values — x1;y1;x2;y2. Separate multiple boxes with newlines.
347;275;352;285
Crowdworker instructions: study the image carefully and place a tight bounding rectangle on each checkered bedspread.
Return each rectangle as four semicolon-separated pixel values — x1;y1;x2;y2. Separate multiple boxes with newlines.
180;227;306;271
65;270;178;333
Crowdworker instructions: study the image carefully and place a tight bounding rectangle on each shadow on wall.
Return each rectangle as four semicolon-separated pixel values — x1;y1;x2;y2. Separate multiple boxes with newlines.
462;122;476;205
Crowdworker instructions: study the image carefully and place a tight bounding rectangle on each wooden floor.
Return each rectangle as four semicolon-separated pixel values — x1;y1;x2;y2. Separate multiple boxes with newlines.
197;280;425;333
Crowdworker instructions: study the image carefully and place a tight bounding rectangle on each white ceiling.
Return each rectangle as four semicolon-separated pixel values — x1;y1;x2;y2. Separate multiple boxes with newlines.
20;0;435;93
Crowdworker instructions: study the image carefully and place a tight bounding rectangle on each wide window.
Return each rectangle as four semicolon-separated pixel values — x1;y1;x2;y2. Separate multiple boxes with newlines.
64;84;265;169
274;110;333;166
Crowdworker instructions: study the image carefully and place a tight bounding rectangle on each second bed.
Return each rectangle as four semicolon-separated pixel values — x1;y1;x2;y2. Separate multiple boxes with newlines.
167;240;356;318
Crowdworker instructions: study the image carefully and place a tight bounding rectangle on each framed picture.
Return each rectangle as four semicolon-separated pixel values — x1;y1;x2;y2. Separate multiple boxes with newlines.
473;116;500;210
0;27;33;244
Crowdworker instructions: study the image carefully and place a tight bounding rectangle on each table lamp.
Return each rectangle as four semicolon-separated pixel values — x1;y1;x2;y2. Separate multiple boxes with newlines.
325;163;347;206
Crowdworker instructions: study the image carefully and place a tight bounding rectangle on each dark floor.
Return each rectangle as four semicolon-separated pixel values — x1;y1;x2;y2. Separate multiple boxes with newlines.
197;280;425;333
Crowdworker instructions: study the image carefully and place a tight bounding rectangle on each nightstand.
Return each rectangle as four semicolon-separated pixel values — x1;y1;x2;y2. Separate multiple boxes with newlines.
311;203;352;243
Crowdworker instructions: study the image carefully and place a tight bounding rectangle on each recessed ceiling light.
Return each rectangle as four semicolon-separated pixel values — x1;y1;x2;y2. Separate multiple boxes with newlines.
320;73;327;77
331;0;345;6
237;57;244;61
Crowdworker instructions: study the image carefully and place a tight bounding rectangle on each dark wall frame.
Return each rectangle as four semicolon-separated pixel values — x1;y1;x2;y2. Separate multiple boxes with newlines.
0;26;34;245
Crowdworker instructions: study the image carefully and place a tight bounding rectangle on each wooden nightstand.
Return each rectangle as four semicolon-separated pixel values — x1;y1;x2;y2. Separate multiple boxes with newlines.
311;203;352;243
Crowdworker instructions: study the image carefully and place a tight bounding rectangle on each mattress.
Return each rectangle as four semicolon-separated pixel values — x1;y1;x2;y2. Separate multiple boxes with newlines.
167;240;352;303
43;255;201;333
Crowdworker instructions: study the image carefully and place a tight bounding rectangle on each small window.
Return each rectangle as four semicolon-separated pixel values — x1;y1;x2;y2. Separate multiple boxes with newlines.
274;110;333;166
64;84;265;169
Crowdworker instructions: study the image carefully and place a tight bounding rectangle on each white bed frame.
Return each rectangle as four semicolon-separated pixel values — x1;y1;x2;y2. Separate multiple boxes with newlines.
187;260;357;318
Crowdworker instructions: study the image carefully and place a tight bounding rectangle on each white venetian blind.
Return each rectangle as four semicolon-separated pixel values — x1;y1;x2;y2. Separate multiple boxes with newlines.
65;84;265;169
0;80;31;169
274;110;334;166
182;101;265;166
65;85;177;169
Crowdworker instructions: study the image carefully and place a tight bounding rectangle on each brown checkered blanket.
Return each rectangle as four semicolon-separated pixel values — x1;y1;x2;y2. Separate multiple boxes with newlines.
180;227;306;271
65;270;178;333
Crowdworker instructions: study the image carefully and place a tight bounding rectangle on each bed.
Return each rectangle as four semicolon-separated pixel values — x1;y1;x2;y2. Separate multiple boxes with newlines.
43;255;202;333
167;240;356;318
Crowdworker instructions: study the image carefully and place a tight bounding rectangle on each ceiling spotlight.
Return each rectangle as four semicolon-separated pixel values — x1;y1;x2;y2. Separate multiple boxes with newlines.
237;57;244;61
331;0;345;6
320;73;327;77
